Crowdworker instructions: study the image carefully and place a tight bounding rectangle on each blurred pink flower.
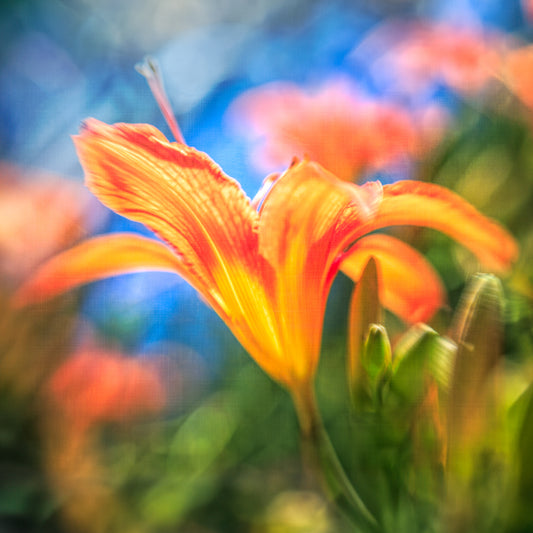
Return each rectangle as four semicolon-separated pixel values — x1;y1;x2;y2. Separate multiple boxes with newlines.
46;348;167;431
356;21;506;96
522;0;533;24
229;79;446;182
0;162;103;280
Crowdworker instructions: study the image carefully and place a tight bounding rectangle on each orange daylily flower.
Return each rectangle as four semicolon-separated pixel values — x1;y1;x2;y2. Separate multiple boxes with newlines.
16;119;518;398
46;347;167;432
229;79;444;182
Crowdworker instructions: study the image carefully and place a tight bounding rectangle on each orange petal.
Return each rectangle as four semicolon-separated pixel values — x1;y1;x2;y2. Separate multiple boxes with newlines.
73;120;295;389
73;119;261;306
341;234;445;323
13;233;210;307
257;159;381;385
351;180;518;273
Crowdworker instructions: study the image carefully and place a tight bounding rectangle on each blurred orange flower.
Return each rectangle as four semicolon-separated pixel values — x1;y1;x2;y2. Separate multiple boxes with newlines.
229;79;444;182
0;162;103;281
498;44;533;109
357;21;505;96
17;119;517;403
46;347;166;431
42;344;168;533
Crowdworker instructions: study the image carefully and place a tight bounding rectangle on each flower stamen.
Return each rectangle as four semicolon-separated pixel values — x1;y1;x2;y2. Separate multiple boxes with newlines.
135;56;186;144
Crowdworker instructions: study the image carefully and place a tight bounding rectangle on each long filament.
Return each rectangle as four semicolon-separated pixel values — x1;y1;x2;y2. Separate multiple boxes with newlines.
135;56;186;144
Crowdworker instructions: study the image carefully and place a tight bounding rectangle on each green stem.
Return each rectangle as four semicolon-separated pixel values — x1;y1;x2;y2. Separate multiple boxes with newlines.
291;383;379;532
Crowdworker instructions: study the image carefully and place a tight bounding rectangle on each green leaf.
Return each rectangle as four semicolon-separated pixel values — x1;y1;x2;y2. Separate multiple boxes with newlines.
447;274;504;458
506;383;533;532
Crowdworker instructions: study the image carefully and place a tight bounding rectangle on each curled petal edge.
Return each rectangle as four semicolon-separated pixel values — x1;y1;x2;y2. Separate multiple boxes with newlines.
348;180;518;273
